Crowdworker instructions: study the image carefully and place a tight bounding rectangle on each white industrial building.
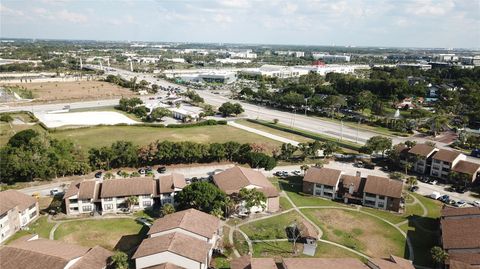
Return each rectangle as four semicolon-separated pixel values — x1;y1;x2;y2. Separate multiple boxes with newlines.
312;53;351;63
242;64;361;78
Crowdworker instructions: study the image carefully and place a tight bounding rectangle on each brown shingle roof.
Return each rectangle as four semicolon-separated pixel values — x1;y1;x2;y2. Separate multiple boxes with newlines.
100;178;155;198
364;175;403;198
340;175;363;193
432;149;462;163
213;166;278;197
441;217;480;249
408;144;437;157
0;237;90;269
132;232;211;263
78;181;98;200
303;167;342;186
158;173;186;194
70;246;113;269
148;209;220;239
231;256;277;269
145;264;186;269
449;254;480;268
452;160;480;176
283;258;370;269
441;206;480;218
368;256;415;269
64;180;81;199
0;190;37;216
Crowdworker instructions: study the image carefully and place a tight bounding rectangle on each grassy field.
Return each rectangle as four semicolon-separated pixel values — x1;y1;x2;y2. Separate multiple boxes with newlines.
54;218;146;254
0;112;44;146
5;81;135;103
302;208;406;258
5;216;55;244
50;124;282;150
241;211;302;240
237;119;313;143
233;230;249;256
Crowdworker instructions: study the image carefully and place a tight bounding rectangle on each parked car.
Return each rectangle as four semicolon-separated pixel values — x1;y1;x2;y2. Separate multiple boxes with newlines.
138;168;146;175
427;179;438;185
430;192;441;200
446;186;456;192
438;195;450;203
50;189;60;196
456;186;468;193
135;217;152;227
448;199;456;205
409;186;419;192
455;200;467;207
149;97;155;100
157;166;166;173
94;171;103;178
471;148;480;158
145;166;153;172
473;200;480;207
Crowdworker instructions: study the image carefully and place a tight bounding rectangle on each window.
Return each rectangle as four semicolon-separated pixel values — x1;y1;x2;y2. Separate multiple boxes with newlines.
378;195;385;200
69;199;78;204
442;167;450;172
29;211;36;219
434;159;441;164
104;197;113;202
143;201;152;207
104;204;113;210
28;204;36;210
433;165;440;170
82;206;92;212
378;202;385;208
82;199;90;203
432;172;439;176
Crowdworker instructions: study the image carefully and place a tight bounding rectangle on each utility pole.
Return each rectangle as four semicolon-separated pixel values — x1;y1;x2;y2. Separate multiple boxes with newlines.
99;59;103;70
356;120;360;143
130;60;133;72
341;120;344;140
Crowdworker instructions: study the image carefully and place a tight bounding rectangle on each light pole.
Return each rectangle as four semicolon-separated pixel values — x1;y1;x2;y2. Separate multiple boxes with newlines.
304;98;309;116
356;120;360;143
340;120;344;140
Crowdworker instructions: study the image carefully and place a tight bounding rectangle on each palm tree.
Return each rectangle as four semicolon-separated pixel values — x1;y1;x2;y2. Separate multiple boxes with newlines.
429;115;449;137
160;203;175;216
431;246;448;267
111;251;128;269
300;164;310;175
126;196;138;211
406;177;418;189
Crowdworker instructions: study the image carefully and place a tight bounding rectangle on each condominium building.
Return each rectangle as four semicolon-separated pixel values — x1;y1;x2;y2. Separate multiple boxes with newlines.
0;190;39;243
64;175;187;215
302;168;403;212
430;149;466;179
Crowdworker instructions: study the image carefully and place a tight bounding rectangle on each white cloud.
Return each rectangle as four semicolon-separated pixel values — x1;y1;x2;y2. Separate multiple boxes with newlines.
57;9;87;23
217;0;251;8
213;14;233;24
0;3;25;16
407;0;455;16
282;3;298;15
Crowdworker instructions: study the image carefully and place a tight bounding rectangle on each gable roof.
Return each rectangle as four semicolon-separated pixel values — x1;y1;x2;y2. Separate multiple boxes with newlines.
364;175;403;198
441;217;480;249
0;190;37;216
231;256;277;269
64;180;82;199
132;232;211;263
408;144;437;157
282;258;369;269
148;209;220;239
158;173;186;194
213;166;278;197
100;178;155;198
70;246;113;269
442;206;480;218
303;167;342;186
368;255;415;269
452;160;480;176
432;149;462;163
448;254;480;268
78;181;98;200
339;175;363;193
0;237;99;269
144;264;186;269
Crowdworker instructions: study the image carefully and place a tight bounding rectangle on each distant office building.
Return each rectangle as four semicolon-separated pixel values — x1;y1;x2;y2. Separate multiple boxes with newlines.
275;51;305;57
433;53;458;62
312;53;351;63
397;63;432;70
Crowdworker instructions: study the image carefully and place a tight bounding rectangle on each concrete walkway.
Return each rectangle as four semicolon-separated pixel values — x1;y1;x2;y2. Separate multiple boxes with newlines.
228;121;300;146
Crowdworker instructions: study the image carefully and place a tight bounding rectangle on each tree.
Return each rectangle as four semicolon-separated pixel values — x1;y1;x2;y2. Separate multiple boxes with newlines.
298;143;312;161
280;143;297;160
300;164;310;175
406;177;418;189
150;107;171;121
111;251;128;269
429;115;449;137
356;90;374;113
0;114;13;123
322;141;338;158
161;203;175;216
449;171;471;187
176;182;227;214
323;95;346;117
238;188;267;212
8;129;39;148
218;102;244;117
126;196;138;211
132;106;149;118
430;246;448;266
365;136;392;157
104;172;114;179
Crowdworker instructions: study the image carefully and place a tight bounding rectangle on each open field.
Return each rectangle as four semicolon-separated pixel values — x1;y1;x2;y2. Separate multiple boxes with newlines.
54;218;145;254
302;208;406;258
36;111;138;128
50;124;282;149
5;81;135;103
241;211;302;240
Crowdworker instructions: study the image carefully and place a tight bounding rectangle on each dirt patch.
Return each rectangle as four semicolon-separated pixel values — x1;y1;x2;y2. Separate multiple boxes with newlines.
6;81;135;103
310;209;402;258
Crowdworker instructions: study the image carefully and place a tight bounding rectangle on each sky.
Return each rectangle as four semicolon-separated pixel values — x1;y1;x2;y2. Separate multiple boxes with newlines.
1;0;479;48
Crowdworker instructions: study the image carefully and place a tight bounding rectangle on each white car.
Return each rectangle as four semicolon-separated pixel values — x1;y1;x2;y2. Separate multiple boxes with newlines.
473;200;480;207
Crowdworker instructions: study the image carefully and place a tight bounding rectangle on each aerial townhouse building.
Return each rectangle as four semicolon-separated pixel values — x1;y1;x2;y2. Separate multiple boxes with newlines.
0;190;39;243
133;209;221;269
302;168;403;212
408;143;438;174
213;166;280;213
430;149;466;179
64;175;187;215
302;167;342;199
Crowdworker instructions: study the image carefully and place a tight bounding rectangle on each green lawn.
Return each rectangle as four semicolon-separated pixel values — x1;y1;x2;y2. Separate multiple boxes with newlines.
5;216;55;244
241;211;302;240
360;207;406;225
302;208;406;258
237;119;313;143
54;218;146;254
50;124;282;150
280;197;293;211
233;231;249;256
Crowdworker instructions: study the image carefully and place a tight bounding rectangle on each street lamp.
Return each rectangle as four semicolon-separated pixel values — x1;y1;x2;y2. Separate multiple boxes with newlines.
304;98;309;116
